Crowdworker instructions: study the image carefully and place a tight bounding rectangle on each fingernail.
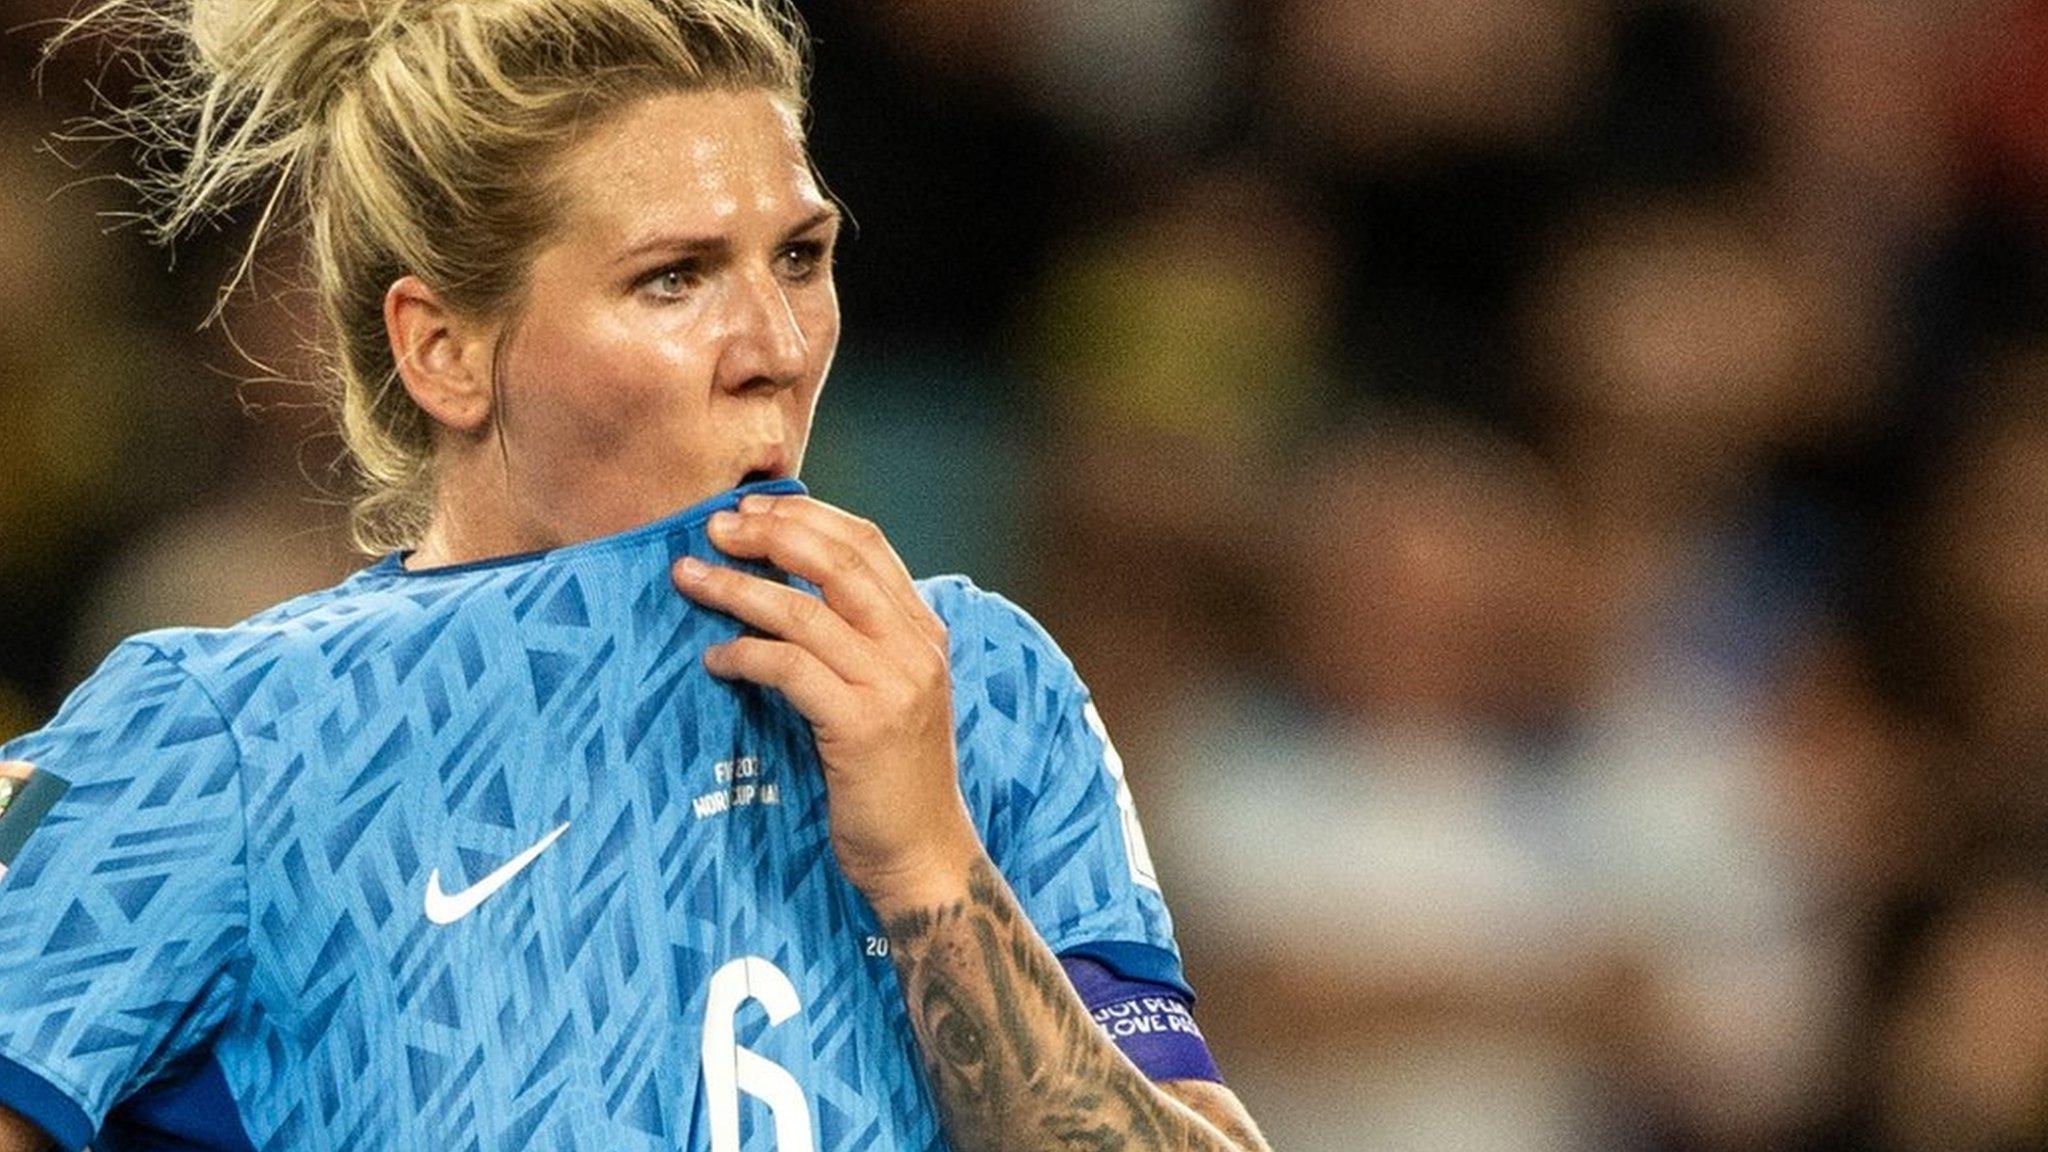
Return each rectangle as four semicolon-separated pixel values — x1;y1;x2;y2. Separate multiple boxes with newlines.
677;556;709;581
739;495;770;513
709;511;739;533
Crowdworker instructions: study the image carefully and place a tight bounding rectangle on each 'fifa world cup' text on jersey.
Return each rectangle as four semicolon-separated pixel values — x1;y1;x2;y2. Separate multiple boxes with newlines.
0;480;1187;1152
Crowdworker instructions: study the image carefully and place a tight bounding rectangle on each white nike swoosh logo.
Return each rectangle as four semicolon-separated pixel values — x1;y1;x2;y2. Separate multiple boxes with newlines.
424;822;571;925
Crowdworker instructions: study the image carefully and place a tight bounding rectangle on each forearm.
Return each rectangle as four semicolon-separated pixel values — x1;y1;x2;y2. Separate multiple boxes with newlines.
878;855;1264;1152
675;498;1267;1146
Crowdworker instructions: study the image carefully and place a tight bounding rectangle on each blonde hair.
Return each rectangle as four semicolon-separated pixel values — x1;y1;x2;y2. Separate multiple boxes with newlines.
51;0;810;552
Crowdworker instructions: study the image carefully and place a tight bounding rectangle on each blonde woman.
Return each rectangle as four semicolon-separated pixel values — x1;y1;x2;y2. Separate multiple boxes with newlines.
0;2;1269;1150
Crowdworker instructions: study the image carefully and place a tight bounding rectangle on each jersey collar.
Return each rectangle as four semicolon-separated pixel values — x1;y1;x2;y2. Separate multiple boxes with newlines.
371;477;809;579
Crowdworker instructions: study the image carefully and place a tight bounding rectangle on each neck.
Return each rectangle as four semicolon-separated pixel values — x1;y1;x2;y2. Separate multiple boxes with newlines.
405;441;545;570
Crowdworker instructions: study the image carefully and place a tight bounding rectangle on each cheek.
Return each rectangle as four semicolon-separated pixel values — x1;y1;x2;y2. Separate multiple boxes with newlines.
799;287;842;371
798;295;840;399
508;308;712;434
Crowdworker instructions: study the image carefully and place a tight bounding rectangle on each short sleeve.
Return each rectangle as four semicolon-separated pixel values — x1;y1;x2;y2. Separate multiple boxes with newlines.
923;577;1190;996
0;637;249;1151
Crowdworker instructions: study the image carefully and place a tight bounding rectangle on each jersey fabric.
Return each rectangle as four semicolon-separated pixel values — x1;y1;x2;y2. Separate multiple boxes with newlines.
0;479;1190;1152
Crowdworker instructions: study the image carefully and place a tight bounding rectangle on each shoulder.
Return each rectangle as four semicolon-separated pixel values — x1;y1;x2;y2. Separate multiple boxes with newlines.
918;574;1092;738
52;563;423;727
918;576;1120;818
919;575;1084;692
0;632;243;804
916;573;1047;639
28;634;220;734
920;586;1184;969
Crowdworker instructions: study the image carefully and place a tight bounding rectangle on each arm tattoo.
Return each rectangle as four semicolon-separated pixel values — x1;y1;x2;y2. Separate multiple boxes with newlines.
881;860;1267;1152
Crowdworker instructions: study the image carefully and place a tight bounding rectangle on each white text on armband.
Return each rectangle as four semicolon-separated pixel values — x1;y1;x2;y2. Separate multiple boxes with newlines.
1089;995;1207;1041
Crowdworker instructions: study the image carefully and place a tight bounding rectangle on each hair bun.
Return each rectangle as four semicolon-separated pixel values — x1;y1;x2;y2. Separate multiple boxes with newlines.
188;0;385;114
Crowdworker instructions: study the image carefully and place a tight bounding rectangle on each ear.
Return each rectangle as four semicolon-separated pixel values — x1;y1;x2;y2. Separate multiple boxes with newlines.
384;275;497;435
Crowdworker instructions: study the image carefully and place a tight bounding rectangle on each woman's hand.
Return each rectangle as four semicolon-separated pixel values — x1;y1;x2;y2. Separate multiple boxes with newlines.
675;495;1277;1152
671;493;984;913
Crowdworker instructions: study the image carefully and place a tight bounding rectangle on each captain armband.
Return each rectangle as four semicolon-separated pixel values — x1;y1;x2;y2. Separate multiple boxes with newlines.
1059;955;1225;1085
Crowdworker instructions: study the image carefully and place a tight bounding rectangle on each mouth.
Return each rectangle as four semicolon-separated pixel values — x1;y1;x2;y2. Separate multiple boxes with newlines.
736;450;790;487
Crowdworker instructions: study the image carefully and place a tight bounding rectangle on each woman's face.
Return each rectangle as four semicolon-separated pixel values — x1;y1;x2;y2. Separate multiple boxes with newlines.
493;88;841;542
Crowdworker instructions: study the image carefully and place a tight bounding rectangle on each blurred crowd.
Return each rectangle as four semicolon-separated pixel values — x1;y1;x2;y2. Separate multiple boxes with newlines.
5;1;2048;1149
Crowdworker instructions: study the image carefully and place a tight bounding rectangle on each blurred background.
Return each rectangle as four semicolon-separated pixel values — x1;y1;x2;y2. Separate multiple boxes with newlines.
5;0;2048;1148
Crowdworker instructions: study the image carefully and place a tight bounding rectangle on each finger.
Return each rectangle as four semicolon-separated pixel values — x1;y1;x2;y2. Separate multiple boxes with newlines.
673;556;882;685
739;495;948;647
707;508;913;649
745;495;943;643
702;636;857;723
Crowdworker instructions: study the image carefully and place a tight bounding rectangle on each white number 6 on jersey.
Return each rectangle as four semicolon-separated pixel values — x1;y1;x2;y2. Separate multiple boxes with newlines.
702;957;816;1152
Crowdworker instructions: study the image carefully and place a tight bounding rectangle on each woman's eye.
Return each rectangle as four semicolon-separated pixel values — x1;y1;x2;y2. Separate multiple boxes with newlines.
777;242;830;282
643;263;702;300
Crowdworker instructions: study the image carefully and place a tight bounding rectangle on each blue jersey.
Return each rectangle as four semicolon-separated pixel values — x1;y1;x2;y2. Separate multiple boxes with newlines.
0;479;1186;1152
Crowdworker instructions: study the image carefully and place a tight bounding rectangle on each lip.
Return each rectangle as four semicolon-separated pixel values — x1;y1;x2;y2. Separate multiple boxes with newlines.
736;447;790;485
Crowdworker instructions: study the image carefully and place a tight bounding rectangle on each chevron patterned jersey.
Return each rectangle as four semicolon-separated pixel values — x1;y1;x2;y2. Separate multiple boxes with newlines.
0;479;1186;1152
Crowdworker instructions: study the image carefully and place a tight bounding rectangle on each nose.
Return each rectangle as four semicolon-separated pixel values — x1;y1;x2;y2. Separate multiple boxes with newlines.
716;264;809;395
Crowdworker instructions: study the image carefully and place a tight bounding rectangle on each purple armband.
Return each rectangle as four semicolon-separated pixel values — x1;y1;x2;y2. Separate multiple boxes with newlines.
1059;955;1225;1084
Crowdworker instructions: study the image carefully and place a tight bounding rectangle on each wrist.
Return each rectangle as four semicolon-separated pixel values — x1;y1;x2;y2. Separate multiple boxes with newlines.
853;824;989;924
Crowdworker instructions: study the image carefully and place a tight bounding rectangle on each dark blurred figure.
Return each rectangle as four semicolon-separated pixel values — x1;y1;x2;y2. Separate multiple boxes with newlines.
1262;0;1603;168
800;0;1094;349
1523;193;1864;711
1749;0;1965;283
1255;0;1608;423
1502;192;1894;1150
1147;415;1614;1152
1876;860;2048;1152
1023;164;1339;767
1916;352;2048;845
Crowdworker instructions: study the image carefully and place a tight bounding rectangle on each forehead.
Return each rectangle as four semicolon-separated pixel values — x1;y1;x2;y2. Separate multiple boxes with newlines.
550;89;821;243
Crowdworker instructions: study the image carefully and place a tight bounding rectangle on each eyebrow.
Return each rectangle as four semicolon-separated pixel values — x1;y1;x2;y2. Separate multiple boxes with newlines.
614;206;843;267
